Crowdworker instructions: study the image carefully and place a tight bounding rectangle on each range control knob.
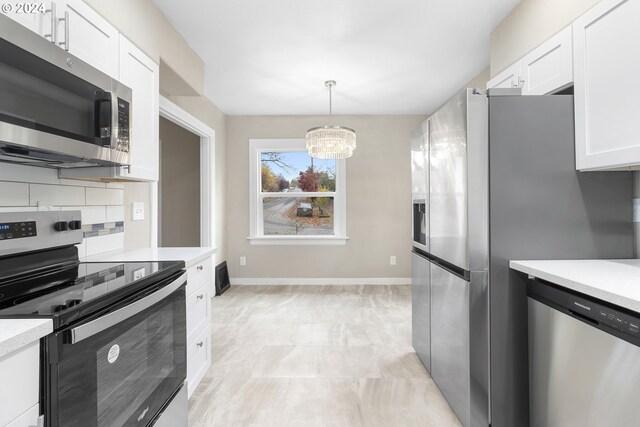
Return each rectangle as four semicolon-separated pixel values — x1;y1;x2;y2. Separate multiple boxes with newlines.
68;220;82;230
54;221;68;232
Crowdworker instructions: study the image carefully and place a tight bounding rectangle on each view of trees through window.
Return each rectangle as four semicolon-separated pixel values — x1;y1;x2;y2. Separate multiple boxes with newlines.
260;151;336;235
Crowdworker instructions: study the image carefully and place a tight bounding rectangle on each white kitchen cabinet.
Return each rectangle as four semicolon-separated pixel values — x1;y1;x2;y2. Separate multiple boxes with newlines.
520;26;573;95
54;0;119;78
573;0;640;171
115;35;160;181
487;62;521;90
0;342;40;427
488;27;572;95
185;256;212;398
3;1;53;38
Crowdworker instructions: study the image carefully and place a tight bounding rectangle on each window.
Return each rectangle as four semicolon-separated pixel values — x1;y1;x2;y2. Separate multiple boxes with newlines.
249;139;347;245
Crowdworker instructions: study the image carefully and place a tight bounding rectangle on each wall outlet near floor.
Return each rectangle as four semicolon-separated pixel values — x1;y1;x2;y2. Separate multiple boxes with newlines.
132;202;144;221
390;256;397;266
240;256;246;266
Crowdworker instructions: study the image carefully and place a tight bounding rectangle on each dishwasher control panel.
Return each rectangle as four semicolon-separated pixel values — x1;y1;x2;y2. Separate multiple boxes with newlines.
568;296;640;337
527;277;640;346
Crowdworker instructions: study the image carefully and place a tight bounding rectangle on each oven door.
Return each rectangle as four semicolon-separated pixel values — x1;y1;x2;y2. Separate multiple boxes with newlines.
43;272;187;427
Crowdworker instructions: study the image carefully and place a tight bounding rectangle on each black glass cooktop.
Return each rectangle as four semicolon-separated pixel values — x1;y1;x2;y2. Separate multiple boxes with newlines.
0;259;184;329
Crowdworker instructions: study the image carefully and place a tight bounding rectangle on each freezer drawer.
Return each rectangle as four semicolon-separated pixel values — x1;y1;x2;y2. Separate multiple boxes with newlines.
430;262;488;427
411;252;430;371
528;297;640;427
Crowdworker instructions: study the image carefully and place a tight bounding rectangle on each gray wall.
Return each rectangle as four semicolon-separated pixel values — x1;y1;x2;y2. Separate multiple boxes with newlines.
160;117;201;247
226;115;425;280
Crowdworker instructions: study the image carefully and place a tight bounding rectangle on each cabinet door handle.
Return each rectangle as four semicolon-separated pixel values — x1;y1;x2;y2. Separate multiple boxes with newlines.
197;265;203;271
197;294;204;300
58;10;69;51
44;2;56;43
197;341;204;348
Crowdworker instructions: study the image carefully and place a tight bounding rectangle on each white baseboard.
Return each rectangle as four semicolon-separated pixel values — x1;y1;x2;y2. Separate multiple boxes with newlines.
229;277;412;285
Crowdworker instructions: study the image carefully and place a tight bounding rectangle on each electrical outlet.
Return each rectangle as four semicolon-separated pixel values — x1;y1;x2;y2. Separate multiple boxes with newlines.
132;202;144;221
390;256;397;266
133;267;146;281
240;256;246;266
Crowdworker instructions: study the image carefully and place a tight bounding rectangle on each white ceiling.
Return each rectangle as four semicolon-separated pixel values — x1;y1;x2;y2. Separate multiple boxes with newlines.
153;0;520;116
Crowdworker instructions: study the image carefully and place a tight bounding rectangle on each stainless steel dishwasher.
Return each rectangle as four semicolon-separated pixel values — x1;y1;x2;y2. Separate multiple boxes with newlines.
526;278;640;427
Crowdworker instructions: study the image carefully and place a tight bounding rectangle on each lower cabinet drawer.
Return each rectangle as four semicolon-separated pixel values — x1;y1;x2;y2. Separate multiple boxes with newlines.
187;326;211;399
186;285;210;344
186;257;213;296
6;404;39;427
0;342;39;427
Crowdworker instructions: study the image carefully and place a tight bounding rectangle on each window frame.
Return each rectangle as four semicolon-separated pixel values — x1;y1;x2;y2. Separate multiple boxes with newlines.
248;139;348;245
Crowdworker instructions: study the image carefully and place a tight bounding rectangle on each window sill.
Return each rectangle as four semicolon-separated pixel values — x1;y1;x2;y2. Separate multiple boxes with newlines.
247;236;349;246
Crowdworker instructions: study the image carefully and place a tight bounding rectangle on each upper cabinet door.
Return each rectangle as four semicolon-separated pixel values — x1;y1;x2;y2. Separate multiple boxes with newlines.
3;1;54;38
117;35;159;181
574;0;640;171
486;62;522;90
520;26;573;95
55;0;119;78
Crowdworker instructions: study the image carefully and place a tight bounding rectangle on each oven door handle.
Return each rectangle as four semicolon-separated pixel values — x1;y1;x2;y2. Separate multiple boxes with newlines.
70;272;187;344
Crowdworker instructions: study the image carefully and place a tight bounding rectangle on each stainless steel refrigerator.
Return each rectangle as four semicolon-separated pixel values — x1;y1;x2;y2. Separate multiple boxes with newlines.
410;88;633;427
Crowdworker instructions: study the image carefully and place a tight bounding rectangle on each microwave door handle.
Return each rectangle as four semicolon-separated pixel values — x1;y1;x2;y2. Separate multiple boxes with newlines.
69;272;186;344
110;91;119;149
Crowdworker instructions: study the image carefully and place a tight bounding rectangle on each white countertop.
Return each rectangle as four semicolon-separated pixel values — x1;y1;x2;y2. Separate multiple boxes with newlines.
83;247;216;268
0;319;52;359
510;259;640;313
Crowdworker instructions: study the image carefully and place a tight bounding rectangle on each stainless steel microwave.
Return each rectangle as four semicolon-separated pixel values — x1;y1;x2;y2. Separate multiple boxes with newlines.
0;13;131;168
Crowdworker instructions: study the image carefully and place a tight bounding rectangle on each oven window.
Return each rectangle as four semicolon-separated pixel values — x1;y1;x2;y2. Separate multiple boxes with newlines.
48;285;186;427
96;309;174;426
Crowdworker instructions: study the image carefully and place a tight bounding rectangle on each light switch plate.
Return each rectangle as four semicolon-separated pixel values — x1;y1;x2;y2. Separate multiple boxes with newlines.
132;202;144;221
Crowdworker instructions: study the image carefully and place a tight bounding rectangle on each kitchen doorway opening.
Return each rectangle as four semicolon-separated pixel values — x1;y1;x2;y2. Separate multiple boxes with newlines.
159;117;200;246
152;97;216;248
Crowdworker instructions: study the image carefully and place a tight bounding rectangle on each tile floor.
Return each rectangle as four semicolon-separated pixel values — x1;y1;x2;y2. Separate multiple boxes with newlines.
188;285;461;427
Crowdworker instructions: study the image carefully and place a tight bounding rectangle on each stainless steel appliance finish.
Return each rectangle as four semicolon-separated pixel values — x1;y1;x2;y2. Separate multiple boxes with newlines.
411;120;429;252
0;210;82;257
0;13;131;168
411;252;430;371
0;211;188;427
527;280;640;427
410;88;633;427
70;272;187;343
152;382;188;427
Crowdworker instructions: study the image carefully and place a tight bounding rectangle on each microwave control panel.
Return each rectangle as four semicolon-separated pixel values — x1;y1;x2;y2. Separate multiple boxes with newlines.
118;98;130;152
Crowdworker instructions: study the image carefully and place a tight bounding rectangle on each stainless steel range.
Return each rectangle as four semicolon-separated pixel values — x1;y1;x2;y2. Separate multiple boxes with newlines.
0;211;188;427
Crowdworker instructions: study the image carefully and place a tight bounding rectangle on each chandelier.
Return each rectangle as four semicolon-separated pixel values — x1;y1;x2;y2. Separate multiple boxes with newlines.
306;80;356;159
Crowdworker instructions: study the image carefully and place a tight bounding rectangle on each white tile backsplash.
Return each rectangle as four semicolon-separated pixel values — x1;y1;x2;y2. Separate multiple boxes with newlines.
0;163;60;185
1;164;125;257
59;179;107;188
0;206;38;213
85;233;124;256
61;206;106;225
0;182;29;206
106;206;125;222
86;187;124;206
30;184;85;206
